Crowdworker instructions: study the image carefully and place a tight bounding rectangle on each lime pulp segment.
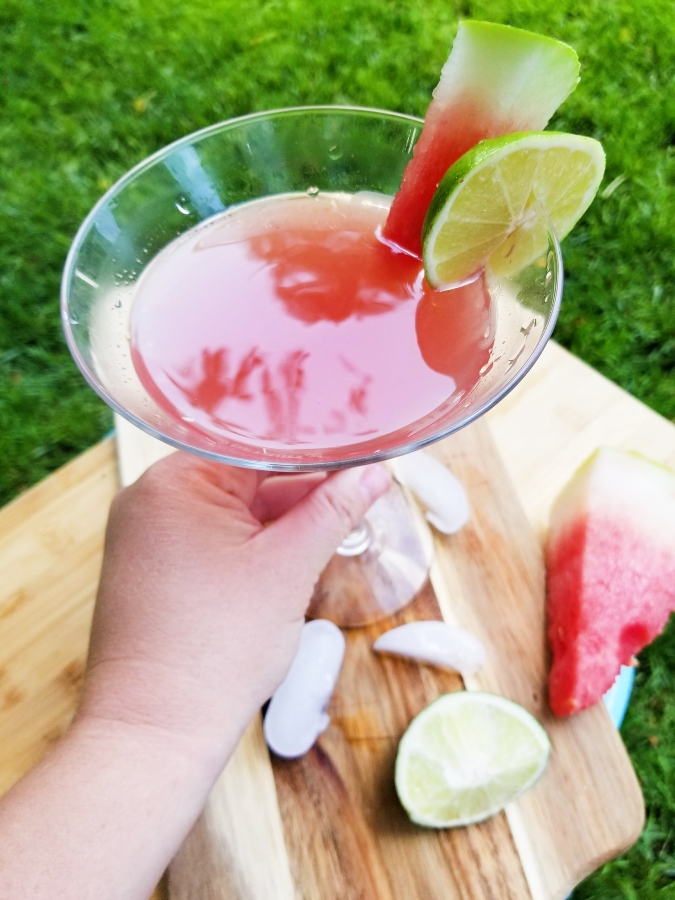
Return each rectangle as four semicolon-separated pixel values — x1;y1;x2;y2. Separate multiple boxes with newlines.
395;691;550;828
422;131;605;287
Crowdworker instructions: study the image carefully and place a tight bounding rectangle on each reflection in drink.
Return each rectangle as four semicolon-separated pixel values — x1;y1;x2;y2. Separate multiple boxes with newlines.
162;345;375;444
130;193;496;453
166;347;263;415
414;274;495;393
246;226;418;323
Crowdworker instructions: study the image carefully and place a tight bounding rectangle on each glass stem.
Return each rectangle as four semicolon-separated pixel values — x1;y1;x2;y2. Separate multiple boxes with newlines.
336;520;372;556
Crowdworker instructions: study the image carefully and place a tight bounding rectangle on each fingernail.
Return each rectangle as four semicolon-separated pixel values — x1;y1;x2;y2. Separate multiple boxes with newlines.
358;464;392;503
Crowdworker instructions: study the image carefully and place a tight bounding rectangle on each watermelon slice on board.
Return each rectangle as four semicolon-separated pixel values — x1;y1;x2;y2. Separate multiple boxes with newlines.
546;448;675;717
383;20;580;257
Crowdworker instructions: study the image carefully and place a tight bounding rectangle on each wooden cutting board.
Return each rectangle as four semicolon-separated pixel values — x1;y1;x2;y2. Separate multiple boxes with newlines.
157;421;643;900
1;342;671;898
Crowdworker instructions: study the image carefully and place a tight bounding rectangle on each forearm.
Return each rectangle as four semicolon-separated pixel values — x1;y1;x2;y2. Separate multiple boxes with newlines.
0;715;225;900
0;457;387;898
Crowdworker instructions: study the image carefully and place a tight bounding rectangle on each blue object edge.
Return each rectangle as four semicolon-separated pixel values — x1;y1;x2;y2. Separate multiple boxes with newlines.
602;665;635;728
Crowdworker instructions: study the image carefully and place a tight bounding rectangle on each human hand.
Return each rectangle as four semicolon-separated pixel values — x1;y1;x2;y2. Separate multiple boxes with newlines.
76;452;391;775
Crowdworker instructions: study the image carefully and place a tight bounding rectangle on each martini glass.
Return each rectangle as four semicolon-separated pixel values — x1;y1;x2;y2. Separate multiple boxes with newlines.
61;106;562;626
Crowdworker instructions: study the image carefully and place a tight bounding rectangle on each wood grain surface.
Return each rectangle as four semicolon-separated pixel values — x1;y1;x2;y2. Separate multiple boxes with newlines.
426;423;644;899
0;440;116;795
169;717;295;900
272;580;530;900
1;342;671;898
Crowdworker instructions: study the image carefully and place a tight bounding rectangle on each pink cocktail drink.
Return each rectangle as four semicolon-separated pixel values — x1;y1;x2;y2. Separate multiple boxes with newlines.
130;192;495;463
63;105;561;481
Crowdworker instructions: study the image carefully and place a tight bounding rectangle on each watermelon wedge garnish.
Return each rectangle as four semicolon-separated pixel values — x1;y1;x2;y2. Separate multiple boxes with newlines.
383;20;580;257
546;448;675;717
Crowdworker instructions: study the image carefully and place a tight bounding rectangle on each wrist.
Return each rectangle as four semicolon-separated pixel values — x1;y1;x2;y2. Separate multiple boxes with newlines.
0;700;224;900
76;657;255;781
67;712;214;791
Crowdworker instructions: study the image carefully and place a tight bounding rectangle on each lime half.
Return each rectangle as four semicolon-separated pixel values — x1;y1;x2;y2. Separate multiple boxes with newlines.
395;691;550;828
422;131;605;287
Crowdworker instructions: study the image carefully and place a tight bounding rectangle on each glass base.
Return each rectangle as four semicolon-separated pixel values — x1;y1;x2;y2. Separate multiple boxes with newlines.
307;481;432;627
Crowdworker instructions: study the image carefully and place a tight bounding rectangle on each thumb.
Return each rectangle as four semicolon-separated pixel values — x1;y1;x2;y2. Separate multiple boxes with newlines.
260;464;392;577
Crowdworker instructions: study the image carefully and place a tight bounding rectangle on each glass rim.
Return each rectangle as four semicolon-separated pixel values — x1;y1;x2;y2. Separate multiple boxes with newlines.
60;104;563;472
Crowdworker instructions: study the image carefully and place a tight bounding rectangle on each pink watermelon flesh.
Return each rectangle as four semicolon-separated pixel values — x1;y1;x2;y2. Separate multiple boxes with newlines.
383;20;580;257
546;448;675;717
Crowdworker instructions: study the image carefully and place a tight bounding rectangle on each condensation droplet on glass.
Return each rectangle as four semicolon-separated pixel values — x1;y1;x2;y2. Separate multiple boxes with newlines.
68;314;79;325
114;301;122;309
176;201;191;215
479;360;494;376
306;186;320;197
545;270;553;285
328;146;342;160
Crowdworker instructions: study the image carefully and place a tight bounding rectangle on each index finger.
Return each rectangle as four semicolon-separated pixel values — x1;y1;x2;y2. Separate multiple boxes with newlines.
146;451;268;510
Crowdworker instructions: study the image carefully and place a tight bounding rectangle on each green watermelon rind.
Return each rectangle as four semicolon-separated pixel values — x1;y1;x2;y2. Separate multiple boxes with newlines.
383;19;580;255
441;21;580;118
550;447;675;535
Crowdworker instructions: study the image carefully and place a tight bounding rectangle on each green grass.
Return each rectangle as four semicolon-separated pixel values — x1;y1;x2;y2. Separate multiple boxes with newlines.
1;0;674;894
